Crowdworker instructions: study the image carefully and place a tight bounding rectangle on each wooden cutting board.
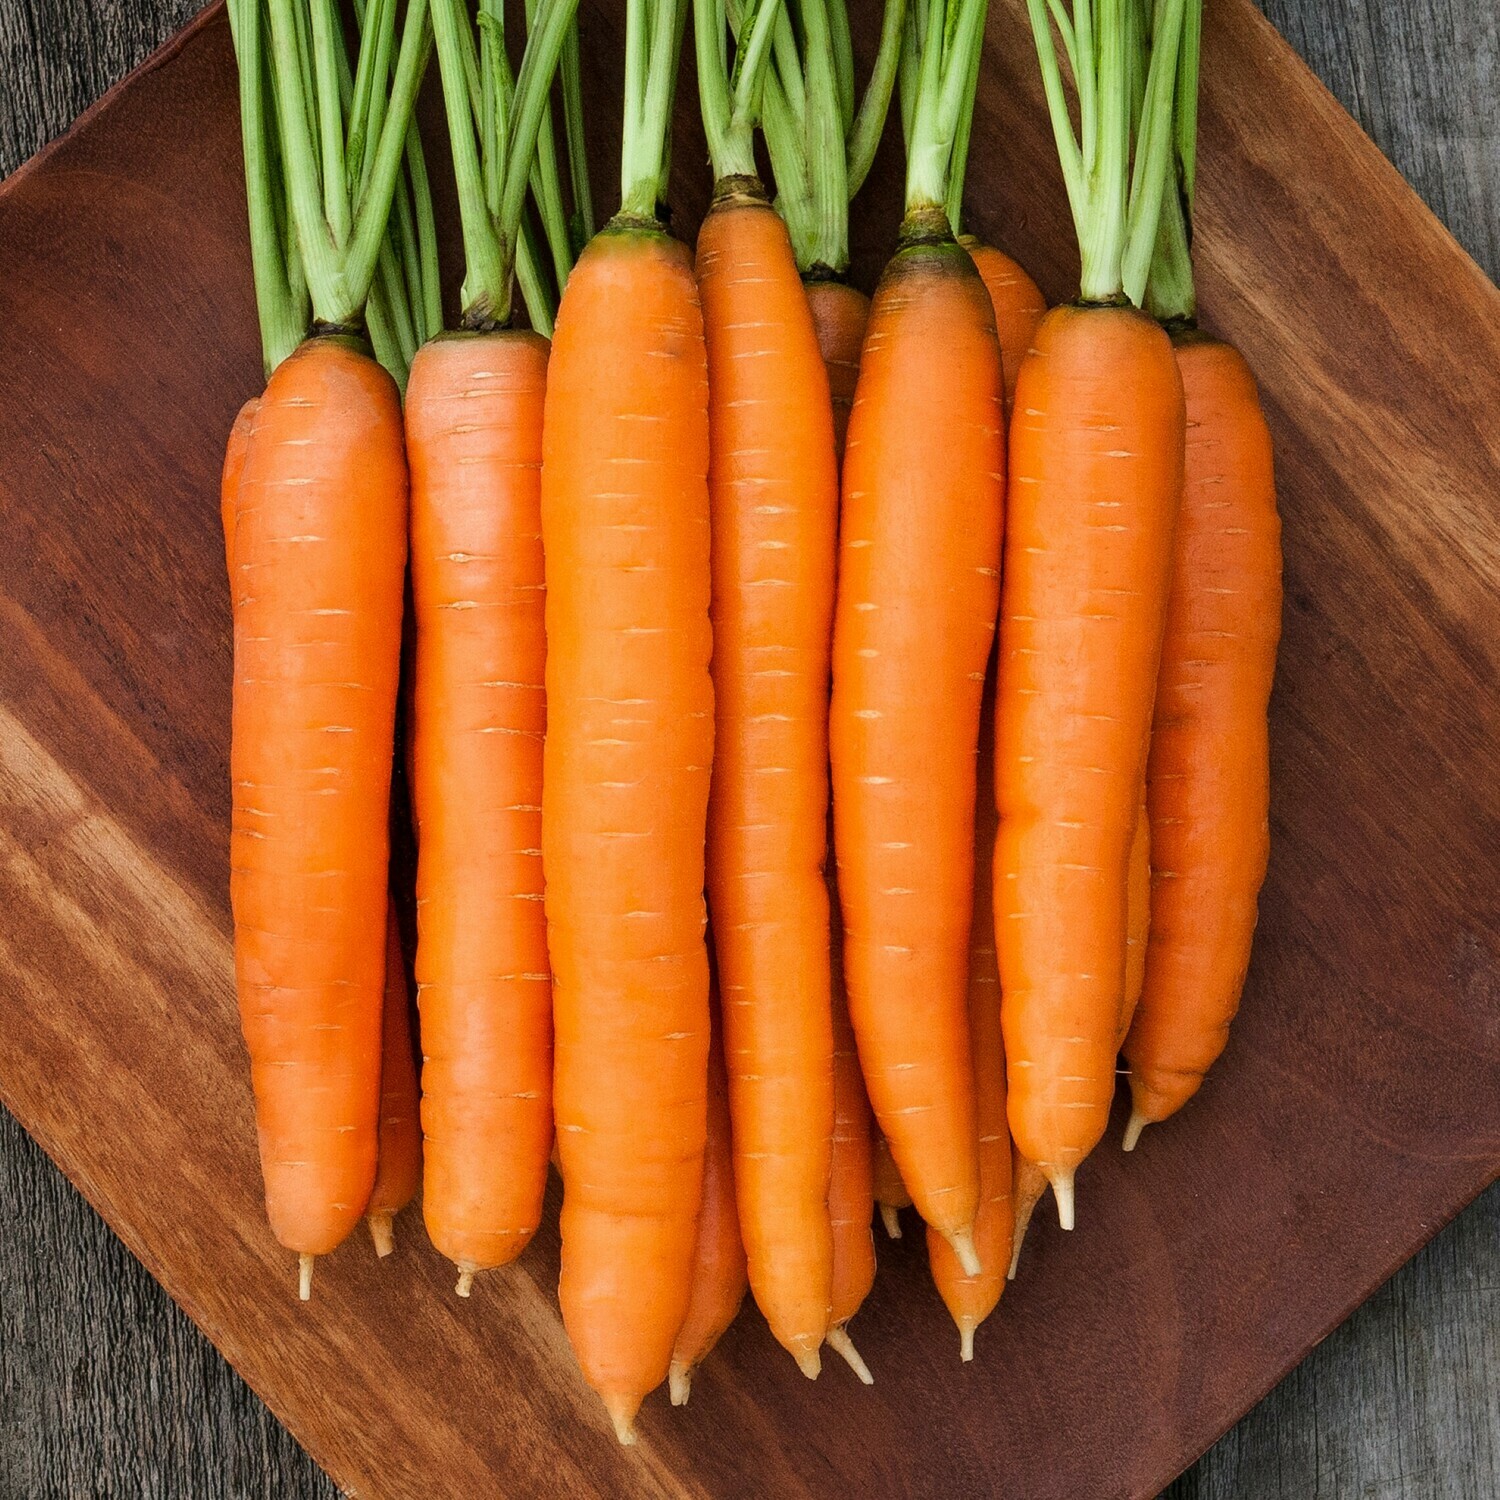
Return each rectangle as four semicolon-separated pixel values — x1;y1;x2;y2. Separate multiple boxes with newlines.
0;2;1496;1497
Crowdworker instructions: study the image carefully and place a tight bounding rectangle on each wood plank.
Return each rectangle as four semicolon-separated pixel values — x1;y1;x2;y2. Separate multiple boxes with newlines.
0;4;1496;1499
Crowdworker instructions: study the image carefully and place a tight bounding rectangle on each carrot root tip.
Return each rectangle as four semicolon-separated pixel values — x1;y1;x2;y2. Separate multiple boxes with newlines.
879;1204;903;1240
946;1226;982;1277
827;1326;874;1385
455;1264;478;1298
958;1321;976;1364
1048;1172;1077;1231
603;1393;641;1446
367;1212;396;1258
795;1348;822;1381
668;1362;692;1407
1122;1110;1150;1153
297;1253;314;1302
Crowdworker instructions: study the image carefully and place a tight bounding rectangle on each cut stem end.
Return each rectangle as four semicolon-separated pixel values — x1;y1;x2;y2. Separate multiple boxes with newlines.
880;1203;903;1240
668;1361;692;1406
946;1226;982;1278
367;1211;395;1258
297;1253;314;1302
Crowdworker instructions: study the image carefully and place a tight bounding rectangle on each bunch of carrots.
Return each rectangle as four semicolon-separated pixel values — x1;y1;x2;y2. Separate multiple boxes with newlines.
223;0;1280;1445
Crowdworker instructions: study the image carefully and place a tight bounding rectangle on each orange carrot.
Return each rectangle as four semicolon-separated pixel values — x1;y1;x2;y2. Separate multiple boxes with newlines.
230;336;409;1282
805;279;870;462
366;899;422;1256
998;0;1192;1241
405;331;553;1294
831;215;1002;1275
997;303;1183;1227
697;181;839;1377
669;985;748;1406
1123;335;1280;1144
960;237;1047;410
927;664;1011;1359
544;223;714;1443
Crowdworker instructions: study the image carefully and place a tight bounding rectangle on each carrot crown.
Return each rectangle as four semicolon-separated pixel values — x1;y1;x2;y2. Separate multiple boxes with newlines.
757;0;906;275
1025;0;1188;304
1143;0;1201;324
901;0;989;221
260;0;434;333
694;0;784;185
429;0;590;332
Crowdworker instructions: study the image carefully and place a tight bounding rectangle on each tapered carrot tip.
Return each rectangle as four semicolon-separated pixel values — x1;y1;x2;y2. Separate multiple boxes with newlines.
880;1204;903;1240
1009;1161;1048;1280
827;1327;874;1385
945;1227;982;1277
603;1393;641;1447
668;1362;693;1407
958;1321;976;1364
1049;1172;1077;1232
297;1254;314;1302
795;1348;822;1381
1123;1109;1150;1153
455;1266;477;1299
367;1212;396;1259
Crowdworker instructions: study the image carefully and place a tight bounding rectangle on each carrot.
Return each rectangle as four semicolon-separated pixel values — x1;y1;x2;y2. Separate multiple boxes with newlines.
693;0;840;1377
220;398;259;582
543;0;714;1438
226;0;431;1290
406;329;553;1291
366;900;422;1257
405;0;590;1292
1007;1154;1048;1278
998;0;1189;1235
669;984;749;1405
872;1130;911;1239
1124;2;1282;1144
830;0;1003;1275
927;663;1011;1360
232;335;409;1276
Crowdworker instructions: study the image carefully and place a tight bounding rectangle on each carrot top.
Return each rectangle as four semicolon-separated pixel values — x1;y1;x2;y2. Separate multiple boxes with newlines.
261;0;434;333
693;0;784;185
1142;0;1201;324
428;0;589;332
1025;0;1188;303
756;0;906;274
901;0;990;221
230;0;441;385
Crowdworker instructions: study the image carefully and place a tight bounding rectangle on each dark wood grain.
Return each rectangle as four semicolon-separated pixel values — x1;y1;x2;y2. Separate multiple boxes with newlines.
0;3;1497;1499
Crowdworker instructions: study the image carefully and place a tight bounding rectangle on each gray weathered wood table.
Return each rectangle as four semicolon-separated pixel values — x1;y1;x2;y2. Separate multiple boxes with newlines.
1;2;1496;1496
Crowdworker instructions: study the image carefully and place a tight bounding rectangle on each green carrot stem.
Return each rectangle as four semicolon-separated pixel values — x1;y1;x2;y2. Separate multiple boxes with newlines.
523;0;576;288
826;0;856;133
1143;0;1198;323
618;0;689;217
308;0;351;242
503;0;584;240
696;0;783;183
904;0;988;216
1120;0;1184;301
798;0;847;268
847;0;907;198
943;18;981;233
559;17;595;247
228;0;306;374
